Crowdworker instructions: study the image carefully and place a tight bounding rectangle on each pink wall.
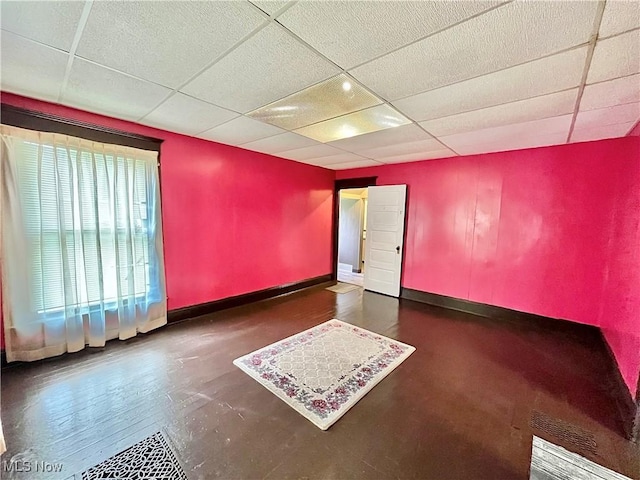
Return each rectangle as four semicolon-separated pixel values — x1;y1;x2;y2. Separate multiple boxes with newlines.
337;138;640;398
0;93;335;344
629;121;640;137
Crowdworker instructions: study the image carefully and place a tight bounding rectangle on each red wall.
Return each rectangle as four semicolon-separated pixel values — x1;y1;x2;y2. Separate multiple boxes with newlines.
0;93;335;347
337;138;640;398
629;121;640;137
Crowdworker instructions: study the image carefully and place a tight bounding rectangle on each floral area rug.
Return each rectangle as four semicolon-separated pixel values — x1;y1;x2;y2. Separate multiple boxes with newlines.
233;319;415;430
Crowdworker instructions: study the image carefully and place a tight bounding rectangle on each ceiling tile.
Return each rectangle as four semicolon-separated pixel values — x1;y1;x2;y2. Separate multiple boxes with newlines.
587;30;640;84
241;132;320;154
450;132;569;156
326;160;384;170
0;32;68;102
249;1;290;16
140;93;238;135
377;149;457;164
598;0;640;38
359;138;446;160
294;105;411;143
327;123;434;152
581;74;640;111
392;47;587;122
420;89;578;137
278;0;501;69
278;144;347;161
571;122;635;143
350;1;597;100
0;0;84;51
303;153;371;166
198;116;286;146
574;103;640;130
181;23;340;113
247;74;382;130
62;59;172;121
76;1;266;88
440;115;573;152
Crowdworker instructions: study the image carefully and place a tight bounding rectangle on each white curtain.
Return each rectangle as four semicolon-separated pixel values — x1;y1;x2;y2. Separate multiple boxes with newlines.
0;125;167;362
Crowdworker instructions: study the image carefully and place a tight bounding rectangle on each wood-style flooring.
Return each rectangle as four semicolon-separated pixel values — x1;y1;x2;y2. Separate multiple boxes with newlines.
1;285;639;479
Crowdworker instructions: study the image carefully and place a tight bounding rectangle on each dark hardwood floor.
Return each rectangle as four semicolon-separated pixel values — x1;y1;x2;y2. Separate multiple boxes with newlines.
1;285;639;479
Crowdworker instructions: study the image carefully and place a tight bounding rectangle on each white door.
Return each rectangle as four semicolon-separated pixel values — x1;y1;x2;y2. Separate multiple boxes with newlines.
363;185;407;297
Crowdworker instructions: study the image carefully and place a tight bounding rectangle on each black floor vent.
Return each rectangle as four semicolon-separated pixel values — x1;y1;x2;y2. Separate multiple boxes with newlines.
530;410;597;456
78;431;188;480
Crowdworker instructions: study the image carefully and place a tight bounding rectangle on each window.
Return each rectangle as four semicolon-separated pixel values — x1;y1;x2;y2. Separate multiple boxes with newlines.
16;140;154;314
1;115;166;362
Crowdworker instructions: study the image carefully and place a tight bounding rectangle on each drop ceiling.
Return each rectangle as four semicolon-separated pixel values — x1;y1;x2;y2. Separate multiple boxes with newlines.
1;0;638;171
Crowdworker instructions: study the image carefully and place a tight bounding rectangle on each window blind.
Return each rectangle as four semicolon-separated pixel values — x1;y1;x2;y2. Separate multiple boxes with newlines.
13;137;153;313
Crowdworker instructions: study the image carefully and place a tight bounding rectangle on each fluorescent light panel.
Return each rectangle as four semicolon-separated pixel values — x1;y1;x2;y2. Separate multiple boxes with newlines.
294;104;411;143
247;74;382;130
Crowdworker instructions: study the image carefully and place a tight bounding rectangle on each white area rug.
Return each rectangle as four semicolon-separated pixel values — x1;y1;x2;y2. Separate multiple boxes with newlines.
530;436;632;480
233;319;415;430
326;283;360;294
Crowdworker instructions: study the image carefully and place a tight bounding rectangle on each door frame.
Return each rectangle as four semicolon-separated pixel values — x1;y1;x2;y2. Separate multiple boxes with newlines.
332;177;377;281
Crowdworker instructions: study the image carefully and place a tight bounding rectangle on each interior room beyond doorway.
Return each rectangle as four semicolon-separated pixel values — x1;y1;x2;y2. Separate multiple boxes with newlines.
337;187;368;287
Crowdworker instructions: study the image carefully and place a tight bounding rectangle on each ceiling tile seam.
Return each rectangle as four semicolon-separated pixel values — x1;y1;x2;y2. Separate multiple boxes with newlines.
582;99;640;113
173;18;271;93
281;151;355;163
271;18;347;74
625;117;640;136
567;0;607;143
386;42;592;104
135;90;242;131
585;71;640;87
598;25;640;42
190;114;261;138
135;18;273;123
403;123;460;156
0;28;70;54
326;159;384;169
276;138;365;157
342;0;514;72
415;86;580;123
315;155;374;166
268;1;298;19
69;53;178;92
235;130;294;146
57;0;94;103
244;1;274;20
574;118;637;133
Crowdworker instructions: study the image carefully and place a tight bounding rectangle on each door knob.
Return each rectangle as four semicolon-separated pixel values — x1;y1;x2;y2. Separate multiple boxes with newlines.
396;246;400;253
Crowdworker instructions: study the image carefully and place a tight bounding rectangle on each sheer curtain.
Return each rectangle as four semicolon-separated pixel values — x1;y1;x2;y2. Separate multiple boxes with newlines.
0;125;167;362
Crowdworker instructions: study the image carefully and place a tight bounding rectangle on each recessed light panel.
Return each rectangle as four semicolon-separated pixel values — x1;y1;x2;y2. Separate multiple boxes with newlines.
246;74;382;130
294;104;411;143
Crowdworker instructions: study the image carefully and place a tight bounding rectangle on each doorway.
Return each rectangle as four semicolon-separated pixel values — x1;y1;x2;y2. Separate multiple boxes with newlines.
337;187;368;286
333;177;377;287
333;179;408;298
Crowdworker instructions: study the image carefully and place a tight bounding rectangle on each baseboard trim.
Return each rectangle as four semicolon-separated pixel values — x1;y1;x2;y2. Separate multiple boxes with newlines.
599;331;640;443
167;274;333;323
631;375;640;444
401;287;638;442
400;288;599;335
